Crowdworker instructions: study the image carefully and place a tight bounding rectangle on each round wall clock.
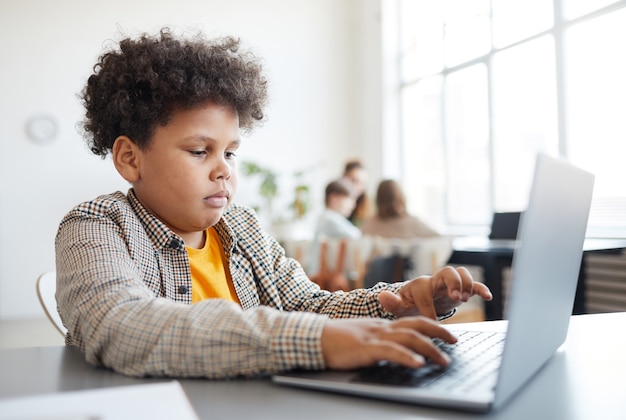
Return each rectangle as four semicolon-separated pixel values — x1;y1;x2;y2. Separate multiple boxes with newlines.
25;114;59;143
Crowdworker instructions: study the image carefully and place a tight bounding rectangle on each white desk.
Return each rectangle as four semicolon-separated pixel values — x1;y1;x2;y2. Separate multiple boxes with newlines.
0;313;624;419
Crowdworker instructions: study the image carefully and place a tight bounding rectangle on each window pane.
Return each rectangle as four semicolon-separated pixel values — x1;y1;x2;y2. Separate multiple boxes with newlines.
443;0;491;67
565;8;626;236
492;36;559;211
401;77;446;228
492;0;554;48
444;65;491;225
400;0;444;81
562;0;621;20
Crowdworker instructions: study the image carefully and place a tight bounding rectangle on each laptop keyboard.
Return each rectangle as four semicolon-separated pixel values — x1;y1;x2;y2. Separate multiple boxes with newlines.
353;330;506;393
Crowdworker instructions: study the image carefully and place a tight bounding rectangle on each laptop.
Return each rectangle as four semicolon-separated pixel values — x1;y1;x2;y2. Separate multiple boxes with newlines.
272;154;595;412
489;211;522;240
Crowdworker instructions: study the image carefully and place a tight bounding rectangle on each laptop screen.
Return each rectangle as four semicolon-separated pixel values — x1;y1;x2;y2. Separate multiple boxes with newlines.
489;212;522;240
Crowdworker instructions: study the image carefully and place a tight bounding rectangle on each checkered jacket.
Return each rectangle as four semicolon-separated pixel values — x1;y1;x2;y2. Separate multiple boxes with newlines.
55;189;401;379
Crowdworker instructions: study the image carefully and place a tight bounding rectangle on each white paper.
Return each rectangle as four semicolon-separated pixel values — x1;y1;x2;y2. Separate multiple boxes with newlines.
0;381;198;420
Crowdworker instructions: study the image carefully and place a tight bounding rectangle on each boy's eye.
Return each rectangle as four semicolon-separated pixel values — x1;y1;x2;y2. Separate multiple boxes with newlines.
190;150;206;156
225;150;238;159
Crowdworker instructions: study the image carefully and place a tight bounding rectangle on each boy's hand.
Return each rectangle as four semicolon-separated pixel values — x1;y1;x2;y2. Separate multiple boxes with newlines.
321;317;456;370
377;266;493;320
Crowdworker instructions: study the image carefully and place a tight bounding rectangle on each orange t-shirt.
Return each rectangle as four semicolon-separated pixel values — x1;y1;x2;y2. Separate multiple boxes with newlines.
187;227;240;304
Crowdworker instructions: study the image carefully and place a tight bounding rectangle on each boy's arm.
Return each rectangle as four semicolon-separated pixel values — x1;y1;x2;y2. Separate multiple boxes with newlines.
225;204;400;319
265;233;466;321
55;212;327;379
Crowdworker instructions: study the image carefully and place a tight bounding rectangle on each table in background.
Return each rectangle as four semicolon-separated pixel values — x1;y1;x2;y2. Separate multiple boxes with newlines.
448;237;626;320
1;313;625;419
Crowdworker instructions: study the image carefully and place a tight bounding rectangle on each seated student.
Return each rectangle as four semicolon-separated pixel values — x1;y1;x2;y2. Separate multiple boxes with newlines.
314;179;362;241
55;27;492;380
307;180;362;290
360;179;440;288
361;179;440;239
342;159;372;227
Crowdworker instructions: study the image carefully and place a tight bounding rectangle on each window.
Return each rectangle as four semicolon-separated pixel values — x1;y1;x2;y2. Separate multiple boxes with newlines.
395;0;626;237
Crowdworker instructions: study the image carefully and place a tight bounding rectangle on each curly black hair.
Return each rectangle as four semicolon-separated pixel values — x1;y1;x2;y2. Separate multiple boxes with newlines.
80;28;268;157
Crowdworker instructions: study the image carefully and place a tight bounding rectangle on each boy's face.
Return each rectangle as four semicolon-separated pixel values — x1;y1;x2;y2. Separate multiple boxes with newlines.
128;102;240;247
328;194;356;217
344;168;367;196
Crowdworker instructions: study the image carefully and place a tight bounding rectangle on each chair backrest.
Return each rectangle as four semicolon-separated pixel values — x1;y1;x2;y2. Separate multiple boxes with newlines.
36;271;67;336
365;235;453;275
363;254;414;288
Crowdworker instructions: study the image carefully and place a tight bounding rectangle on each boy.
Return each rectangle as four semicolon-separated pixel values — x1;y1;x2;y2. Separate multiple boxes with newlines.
306;179;362;288
315;179;362;240
55;28;492;379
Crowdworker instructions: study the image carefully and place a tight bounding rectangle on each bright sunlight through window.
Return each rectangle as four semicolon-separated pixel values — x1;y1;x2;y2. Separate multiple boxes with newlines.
396;0;626;237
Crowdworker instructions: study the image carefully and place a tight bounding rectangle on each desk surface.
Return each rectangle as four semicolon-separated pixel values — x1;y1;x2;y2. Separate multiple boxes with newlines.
1;312;624;419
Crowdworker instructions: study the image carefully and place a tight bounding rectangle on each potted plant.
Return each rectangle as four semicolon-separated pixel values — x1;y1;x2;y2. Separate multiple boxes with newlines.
241;161;279;219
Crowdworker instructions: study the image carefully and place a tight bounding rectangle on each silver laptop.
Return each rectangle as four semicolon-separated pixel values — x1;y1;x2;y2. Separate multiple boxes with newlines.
272;154;595;412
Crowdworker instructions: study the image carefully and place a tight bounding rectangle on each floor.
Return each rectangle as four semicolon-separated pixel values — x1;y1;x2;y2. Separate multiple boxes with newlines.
0;317;65;349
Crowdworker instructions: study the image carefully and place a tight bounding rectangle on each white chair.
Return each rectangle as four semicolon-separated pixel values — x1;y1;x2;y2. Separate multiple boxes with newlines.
36;271;67;336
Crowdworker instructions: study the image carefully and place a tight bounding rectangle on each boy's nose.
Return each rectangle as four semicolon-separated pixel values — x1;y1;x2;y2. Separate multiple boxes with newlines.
211;158;231;180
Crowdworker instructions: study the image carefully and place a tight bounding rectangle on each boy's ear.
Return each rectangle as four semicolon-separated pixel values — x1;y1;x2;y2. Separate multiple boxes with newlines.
112;136;141;183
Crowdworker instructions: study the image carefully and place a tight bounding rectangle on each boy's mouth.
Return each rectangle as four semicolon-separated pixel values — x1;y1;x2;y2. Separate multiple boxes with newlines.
204;191;229;208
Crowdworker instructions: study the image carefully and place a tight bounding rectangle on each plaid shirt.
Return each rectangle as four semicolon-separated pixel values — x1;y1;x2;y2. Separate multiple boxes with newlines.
55;189;401;379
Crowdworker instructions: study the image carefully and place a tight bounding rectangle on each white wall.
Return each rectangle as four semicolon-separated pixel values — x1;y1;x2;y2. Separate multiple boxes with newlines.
0;0;384;319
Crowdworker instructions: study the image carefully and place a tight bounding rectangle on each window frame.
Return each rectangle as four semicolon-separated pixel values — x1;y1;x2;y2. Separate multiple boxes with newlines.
389;0;626;238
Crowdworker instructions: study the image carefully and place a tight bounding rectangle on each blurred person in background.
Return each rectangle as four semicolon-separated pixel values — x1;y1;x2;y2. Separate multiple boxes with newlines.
342;159;371;227
361;179;439;239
